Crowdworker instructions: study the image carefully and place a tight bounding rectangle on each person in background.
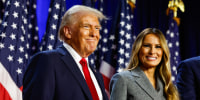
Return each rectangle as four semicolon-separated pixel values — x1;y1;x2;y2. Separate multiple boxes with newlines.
109;28;179;100
23;5;108;100
176;56;200;100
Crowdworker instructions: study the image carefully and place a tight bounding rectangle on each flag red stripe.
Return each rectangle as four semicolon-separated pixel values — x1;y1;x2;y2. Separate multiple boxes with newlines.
0;83;12;100
0;62;22;100
99;60;115;98
101;74;110;91
20;86;23;91
101;74;111;99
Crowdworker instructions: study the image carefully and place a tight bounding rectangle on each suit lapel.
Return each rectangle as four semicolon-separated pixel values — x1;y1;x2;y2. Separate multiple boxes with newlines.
57;46;93;100
89;64;108;100
89;64;102;87
132;67;158;99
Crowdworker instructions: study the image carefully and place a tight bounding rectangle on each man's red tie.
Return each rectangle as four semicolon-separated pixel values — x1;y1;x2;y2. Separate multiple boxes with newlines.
79;58;99;100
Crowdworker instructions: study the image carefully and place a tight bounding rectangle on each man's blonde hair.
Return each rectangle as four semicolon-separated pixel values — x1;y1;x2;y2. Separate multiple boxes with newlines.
58;5;107;41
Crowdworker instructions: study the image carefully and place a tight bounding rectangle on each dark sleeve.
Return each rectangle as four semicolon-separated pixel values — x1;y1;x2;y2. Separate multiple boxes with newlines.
176;61;196;100
23;52;55;100
96;72;109;100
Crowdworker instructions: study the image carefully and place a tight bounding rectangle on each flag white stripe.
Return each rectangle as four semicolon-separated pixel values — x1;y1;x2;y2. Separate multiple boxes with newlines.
0;62;22;100
99;60;115;78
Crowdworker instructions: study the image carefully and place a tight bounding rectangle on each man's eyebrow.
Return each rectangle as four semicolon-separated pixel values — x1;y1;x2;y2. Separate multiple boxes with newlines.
80;23;101;27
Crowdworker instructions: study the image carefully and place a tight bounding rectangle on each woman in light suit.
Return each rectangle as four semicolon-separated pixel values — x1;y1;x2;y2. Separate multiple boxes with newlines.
109;28;179;100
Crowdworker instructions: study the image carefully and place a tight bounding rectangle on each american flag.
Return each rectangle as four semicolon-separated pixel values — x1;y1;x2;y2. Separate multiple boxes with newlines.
27;0;39;56
89;0;136;96
39;0;66;51
165;9;181;83
0;0;31;99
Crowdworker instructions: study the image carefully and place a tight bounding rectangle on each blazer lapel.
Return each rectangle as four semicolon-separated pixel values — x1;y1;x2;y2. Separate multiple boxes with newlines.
57;46;93;100
132;67;158;99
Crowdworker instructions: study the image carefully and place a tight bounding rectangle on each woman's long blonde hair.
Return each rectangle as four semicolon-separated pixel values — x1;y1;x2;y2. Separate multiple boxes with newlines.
126;28;179;100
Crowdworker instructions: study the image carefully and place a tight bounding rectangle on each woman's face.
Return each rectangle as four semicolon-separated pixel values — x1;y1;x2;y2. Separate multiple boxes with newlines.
139;33;163;68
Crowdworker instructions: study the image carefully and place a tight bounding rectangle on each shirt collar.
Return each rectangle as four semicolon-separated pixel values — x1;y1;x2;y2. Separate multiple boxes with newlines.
63;42;89;63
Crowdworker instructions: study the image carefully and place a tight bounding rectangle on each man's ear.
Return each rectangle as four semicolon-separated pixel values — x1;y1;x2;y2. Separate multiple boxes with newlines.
63;26;72;39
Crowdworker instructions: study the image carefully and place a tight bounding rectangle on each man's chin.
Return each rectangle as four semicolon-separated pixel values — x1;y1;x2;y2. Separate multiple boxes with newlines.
88;45;97;50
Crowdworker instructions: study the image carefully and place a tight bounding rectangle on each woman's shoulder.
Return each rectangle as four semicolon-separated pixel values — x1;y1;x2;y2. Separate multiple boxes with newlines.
115;70;132;76
112;70;138;80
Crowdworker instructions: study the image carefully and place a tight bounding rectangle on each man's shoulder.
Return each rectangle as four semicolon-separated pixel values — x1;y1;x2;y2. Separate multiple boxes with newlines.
33;49;58;56
178;56;200;70
31;46;67;59
182;56;200;63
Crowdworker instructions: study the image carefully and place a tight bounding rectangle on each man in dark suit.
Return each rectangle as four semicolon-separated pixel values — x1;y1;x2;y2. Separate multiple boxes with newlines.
176;56;200;100
23;5;108;100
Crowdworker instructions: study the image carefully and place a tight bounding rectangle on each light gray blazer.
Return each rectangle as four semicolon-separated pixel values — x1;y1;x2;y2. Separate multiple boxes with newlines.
109;67;166;100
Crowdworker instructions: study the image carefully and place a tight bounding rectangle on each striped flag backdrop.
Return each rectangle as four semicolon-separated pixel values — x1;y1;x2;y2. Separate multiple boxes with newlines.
0;0;31;99
0;0;184;99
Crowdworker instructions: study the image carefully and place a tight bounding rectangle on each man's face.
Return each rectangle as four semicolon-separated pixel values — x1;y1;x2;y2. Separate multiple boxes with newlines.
66;13;101;57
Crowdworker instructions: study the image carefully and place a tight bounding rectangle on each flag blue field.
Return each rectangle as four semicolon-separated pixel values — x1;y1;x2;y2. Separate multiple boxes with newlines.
27;0;39;56
166;9;181;83
39;0;66;51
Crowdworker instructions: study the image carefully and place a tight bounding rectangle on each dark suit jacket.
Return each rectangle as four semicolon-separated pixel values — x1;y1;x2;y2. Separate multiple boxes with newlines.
176;56;200;100
23;45;108;100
